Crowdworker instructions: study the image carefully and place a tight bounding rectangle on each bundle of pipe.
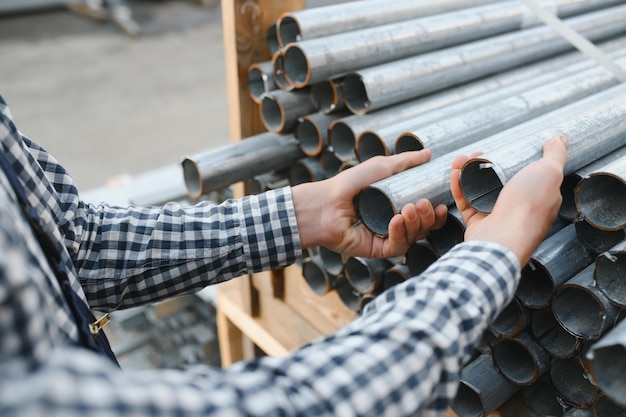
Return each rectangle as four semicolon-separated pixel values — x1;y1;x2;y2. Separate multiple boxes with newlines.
231;1;626;414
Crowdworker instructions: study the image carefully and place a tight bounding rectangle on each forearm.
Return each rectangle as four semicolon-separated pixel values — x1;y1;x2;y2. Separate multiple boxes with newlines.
73;188;302;310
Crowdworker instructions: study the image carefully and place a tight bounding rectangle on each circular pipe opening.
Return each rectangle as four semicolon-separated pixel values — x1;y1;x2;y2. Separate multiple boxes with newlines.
395;133;425;154
272;52;293;91
283;45;310;88
491;300;525;337
277;15;300;45
320;149;342;177
181;158;202;199
553;286;605;339
575;220;625;255
357;187;396;237
344;257;374;294
260;94;285;132
452;383;484;417
328;121;356;161
427;212;464;255
559;173;582;221
590;346;626;407
311;81;337;113
383;268;407;290
550;358;597;407
290;160;314;185
406;242;438;276
296;117;322;157
576;174;626;231
319;246;344;276
343;73;370;115
459;159;503;214
266;23;280;55
247;66;269;102
302;258;329;295
531;308;579;359
516;260;553;309
493;339;537;385
356;131;387;162
335;277;360;312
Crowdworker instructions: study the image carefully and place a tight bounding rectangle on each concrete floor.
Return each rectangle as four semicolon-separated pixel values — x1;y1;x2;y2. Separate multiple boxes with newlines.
0;1;230;193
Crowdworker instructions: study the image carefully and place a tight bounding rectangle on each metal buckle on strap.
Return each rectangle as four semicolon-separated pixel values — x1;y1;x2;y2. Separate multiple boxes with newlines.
89;313;112;338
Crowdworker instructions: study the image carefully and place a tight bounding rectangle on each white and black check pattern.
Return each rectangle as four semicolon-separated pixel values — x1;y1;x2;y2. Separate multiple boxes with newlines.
0;96;521;416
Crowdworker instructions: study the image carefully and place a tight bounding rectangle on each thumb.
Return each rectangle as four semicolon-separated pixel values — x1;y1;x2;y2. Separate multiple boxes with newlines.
542;134;569;169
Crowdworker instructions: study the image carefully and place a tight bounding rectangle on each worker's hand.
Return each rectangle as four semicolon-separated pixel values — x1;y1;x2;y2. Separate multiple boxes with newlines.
292;150;448;258
450;135;568;266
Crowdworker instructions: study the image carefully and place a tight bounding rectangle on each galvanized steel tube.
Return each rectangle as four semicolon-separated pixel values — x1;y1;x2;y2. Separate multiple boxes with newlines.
550;357;599;408
552;264;620;340
382;263;410;291
282;0;596;87
575;152;626;231
564;407;594;417
248;61;277;103
289;157;325;185
451;354;520;417
531;307;581;359
276;0;500;45
266;23;280;56
459;84;626;214
592;393;626;417
260;89;317;133
575;219;626;255
182;132;303;198
335;275;360;312
522;377;566;417
489;298;529;338
405;240;439;276
594;239;626;307
319;148;342;178
310;79;346;115
492;331;550;386
516;224;593;309
587;319;626;407
319;246;344;276
344;256;390;295
271;51;294;92
295;112;349;157
426;206;465;256
343;5;626;114
301;255;334;295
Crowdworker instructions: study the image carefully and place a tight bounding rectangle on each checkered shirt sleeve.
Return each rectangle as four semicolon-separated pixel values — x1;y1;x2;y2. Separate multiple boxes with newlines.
1;241;520;417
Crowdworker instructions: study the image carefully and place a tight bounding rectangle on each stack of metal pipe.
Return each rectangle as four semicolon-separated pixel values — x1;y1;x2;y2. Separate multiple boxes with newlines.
180;1;626;415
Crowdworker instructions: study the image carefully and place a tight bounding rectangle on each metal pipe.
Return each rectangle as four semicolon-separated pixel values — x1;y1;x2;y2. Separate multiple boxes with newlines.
552;264;621;340
405;240;439;276
247;61;277;104
493;331;550;385
295;112;350;157
310;79;346;115
356;82;626;236
331;42;606;162
382;263;410;291
592;393;626;417
575;152;626;231
426;205;465;256
343;5;626;114
319;246;344;277
550;357;598;408
181;132;303;199
276;0;500;45
516;224;593;309
522;377;567;417
459;83;626;214
475;329;497;355
559;146;626;221
271;51;294;92
587;319;626;407
260;89;316;133
451;353;520;417
282;0;604;88
266;23;280;56
594;239;626;308
564;407;594;417
489;298;529;338
575;219;626;255
289;157;325;185
301;255;334;295
344;256;390;295
319;148;343;178
531;307;581;359
393;53;626;160
249;170;290;195
334;275;360;312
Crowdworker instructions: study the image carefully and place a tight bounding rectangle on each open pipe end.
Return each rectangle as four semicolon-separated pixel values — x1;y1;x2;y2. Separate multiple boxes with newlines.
247;65;269;103
395;133;425;154
575;174;626;231
493;338;539;386
406;242;438;276
589;346;626;407
320;149;342;178
276;14;300;46
328;120;356;162
451;383;485;417
343;73;370;115
356;131;388;162
260;94;286;133
550;358;597;407
575;220;626;255
459;158;504;214
272;51;294;92
516;260;553;309
311;80;337;114
296;116;323;157
266;23;280;55
559;174;582;222
181;157;202;200
357;186;396;237
427;211;465;256
319;246;344;276
490;300;525;338
553;286;607;339
344;257;374;294
302;258;330;296
283;44;310;88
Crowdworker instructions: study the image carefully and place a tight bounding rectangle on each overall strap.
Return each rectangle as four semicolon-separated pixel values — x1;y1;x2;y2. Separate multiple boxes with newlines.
0;149;120;367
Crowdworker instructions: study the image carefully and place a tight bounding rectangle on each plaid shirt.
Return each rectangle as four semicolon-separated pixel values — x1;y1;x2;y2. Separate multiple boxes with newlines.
0;96;520;417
